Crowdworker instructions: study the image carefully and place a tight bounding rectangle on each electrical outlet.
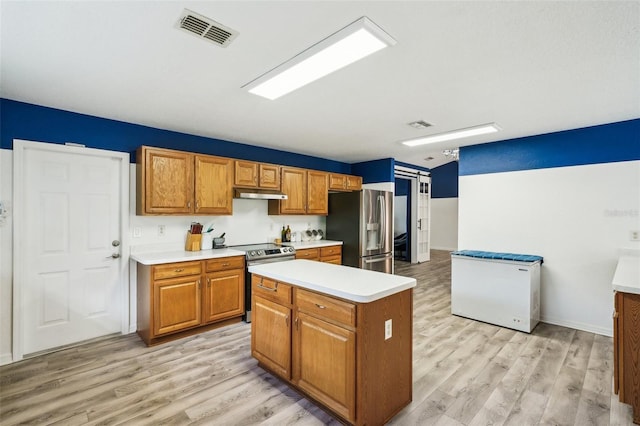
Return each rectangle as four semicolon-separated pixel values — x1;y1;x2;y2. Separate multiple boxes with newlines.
385;319;392;340
631;230;639;241
158;225;166;237
133;227;142;238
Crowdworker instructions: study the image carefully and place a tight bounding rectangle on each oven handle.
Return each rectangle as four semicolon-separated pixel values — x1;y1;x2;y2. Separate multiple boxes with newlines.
247;255;296;266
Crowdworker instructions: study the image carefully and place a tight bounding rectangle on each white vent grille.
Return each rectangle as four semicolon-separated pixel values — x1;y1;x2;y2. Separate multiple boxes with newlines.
177;9;238;47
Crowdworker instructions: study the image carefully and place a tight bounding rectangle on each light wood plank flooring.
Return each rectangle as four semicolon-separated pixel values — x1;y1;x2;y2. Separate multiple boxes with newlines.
0;250;635;425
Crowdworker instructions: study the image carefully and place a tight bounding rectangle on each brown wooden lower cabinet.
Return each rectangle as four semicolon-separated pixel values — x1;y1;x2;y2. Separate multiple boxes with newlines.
137;256;245;346
251;274;412;425
614;291;640;424
294;245;342;264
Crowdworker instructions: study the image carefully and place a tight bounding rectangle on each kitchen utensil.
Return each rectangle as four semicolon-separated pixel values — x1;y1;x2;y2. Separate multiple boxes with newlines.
213;237;225;248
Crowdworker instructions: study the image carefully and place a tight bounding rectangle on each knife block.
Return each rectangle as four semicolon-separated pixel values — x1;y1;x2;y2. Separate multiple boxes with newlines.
185;231;202;251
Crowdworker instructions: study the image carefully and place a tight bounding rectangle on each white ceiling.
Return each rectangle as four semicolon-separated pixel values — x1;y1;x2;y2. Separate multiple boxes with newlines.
2;1;639;169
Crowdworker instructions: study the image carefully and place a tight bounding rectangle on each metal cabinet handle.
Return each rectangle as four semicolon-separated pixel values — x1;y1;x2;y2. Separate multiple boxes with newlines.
315;304;326;309
207;278;211;288
222;262;230;267
257;283;278;292
187;201;191;208
175;268;184;272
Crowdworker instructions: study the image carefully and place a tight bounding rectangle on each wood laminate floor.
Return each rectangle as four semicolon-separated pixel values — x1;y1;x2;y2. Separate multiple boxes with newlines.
0;250;635;425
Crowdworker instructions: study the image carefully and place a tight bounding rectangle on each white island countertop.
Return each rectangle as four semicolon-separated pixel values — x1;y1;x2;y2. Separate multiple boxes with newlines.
612;255;640;295
249;259;416;303
131;248;246;265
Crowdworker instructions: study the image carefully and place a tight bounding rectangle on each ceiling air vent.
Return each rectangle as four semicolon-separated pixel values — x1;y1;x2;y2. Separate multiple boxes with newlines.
177;9;238;47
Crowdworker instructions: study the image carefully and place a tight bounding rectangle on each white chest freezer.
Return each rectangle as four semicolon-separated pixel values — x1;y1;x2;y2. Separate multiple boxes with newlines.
451;250;543;333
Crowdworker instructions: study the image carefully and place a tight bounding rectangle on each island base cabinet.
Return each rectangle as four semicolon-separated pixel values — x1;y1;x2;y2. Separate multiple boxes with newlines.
251;274;413;426
614;291;640;424
294;312;356;423
251;295;292;380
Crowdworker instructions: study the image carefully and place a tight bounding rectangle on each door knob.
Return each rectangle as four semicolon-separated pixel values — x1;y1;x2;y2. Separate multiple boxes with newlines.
106;253;121;259
112;240;120;247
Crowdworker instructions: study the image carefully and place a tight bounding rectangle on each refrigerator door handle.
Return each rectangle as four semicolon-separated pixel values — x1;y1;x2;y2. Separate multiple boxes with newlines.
364;256;391;264
378;195;385;249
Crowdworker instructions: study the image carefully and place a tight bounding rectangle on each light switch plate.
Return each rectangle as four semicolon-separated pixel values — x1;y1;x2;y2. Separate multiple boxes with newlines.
385;319;392;340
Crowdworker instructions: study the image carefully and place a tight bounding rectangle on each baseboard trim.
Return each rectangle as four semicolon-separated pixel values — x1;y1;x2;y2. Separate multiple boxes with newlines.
540;316;612;337
0;352;13;366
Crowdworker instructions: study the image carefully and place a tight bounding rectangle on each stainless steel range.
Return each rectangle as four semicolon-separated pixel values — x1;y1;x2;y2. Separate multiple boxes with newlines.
231;243;296;322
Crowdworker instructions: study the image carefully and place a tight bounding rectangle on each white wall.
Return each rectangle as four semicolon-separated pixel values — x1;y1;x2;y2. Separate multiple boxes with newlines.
0;150;13;365
459;160;640;336
431;198;458;251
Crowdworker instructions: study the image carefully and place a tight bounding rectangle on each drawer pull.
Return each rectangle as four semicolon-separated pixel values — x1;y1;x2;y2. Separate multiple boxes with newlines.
174;268;184;272
257;283;278;292
222;262;230;267
315;304;326;309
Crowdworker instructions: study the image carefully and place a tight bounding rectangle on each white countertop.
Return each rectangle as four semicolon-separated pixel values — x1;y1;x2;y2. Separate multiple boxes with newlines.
612;255;640;295
283;240;343;249
248;259;415;303
130;248;246;265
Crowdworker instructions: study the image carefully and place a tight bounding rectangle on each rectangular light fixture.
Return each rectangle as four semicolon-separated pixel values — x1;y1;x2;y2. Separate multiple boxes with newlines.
243;17;396;100
401;123;501;147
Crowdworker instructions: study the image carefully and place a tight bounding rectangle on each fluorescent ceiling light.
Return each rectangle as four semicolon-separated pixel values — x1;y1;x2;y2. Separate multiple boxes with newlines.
401;123;501;147
243;17;396;100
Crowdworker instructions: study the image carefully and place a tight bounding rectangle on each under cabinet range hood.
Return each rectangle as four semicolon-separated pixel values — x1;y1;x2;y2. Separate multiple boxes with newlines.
234;188;288;200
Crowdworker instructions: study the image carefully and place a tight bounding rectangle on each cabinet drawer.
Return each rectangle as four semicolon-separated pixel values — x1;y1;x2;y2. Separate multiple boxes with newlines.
296;248;319;260
296;289;356;327
252;275;292;304
206;256;245;272
320;245;341;258
153;261;202;280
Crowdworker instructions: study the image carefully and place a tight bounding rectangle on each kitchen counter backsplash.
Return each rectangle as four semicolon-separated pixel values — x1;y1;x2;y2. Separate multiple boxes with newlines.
128;180;326;254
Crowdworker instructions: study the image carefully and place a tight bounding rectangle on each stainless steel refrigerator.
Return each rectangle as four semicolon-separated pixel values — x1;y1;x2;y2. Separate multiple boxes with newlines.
326;189;394;274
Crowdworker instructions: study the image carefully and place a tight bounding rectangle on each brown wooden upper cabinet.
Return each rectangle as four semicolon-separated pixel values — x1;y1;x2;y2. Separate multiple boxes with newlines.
269;167;328;215
329;173;362;191
234;160;281;190
137;146;233;215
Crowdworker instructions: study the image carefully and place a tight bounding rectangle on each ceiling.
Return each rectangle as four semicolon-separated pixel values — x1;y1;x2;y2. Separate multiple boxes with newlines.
2;1;639;169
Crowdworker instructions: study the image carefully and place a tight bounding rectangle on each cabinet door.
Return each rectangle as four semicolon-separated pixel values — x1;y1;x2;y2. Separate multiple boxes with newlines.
293;312;355;422
195;155;233;215
235;160;258;187
279;167;307;214
252;295;292;379
329;173;347;191
307;170;328;215
259;164;280;189
204;269;244;323
346;175;362;191
141;147;194;214
153;276;201;336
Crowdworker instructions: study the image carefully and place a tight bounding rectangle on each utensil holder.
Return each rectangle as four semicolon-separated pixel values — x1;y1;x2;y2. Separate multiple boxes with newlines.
185;231;202;251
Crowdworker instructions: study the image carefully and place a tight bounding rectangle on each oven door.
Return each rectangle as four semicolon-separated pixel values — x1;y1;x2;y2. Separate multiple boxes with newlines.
244;255;295;322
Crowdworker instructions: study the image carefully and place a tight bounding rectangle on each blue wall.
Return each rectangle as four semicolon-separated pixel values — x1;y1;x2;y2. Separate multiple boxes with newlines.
431;161;459;198
351;158;395;184
394;177;411;196
459;119;640;176
0;98;352;173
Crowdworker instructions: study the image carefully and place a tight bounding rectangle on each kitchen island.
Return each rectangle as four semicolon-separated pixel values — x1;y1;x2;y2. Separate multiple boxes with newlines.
248;259;416;426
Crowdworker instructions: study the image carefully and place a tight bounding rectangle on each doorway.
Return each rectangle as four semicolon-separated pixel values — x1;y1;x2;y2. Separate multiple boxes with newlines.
13;140;130;360
394;166;431;263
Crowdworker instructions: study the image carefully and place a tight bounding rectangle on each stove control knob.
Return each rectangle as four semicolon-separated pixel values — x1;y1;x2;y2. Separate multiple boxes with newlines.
258;250;265;256
249;251;256;256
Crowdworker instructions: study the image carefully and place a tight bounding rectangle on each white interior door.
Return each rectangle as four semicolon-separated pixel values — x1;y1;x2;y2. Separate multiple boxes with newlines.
14;140;129;358
411;174;431;263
